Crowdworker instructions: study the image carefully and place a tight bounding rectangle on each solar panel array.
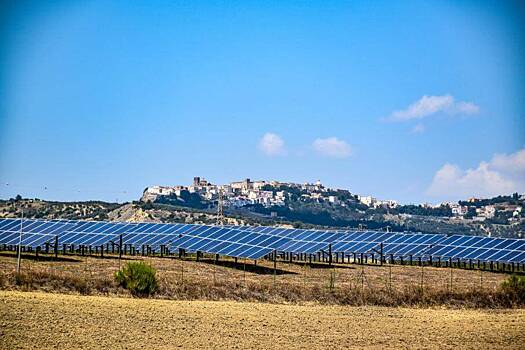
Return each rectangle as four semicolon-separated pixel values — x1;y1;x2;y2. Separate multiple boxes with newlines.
0;218;524;263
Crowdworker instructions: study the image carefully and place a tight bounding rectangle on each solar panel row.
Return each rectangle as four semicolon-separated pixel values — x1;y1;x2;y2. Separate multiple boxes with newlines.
0;218;524;263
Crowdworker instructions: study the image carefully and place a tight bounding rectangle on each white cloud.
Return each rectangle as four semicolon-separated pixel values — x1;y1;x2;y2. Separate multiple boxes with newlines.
490;149;525;176
312;137;352;158
427;148;525;200
387;95;479;122
411;123;426;134
258;133;285;156
454;101;480;115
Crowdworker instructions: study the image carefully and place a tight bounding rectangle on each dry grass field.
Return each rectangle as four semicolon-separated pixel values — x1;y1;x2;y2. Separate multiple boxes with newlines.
0;251;521;307
1;290;524;349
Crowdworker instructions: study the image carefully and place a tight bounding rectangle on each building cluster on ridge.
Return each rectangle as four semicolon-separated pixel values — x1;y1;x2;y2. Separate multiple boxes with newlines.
142;177;400;209
141;177;524;227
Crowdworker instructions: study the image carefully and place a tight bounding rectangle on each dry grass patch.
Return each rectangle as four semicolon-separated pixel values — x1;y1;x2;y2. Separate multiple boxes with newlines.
0;253;523;307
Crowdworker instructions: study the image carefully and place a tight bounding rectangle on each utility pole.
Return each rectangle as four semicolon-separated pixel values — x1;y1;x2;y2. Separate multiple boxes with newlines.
16;210;23;274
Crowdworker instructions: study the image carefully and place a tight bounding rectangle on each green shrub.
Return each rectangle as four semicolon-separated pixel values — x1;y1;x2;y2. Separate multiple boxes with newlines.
501;274;525;300
115;261;158;297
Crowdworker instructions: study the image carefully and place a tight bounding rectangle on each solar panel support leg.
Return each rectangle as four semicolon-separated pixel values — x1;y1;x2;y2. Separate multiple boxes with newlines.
35;246;40;258
512;263;515;272
309;254;312;266
54;236;58;258
45;243;49;255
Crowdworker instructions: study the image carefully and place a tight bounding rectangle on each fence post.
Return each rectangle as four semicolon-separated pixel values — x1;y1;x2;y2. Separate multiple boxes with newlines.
273;249;277;288
389;264;392;292
180;258;184;285
480;269;483;290
449;265;453;292
213;256;217;285
243;258;246;286
380;243;383;266
119;235;123;259
54;235;58;259
420;263;424;292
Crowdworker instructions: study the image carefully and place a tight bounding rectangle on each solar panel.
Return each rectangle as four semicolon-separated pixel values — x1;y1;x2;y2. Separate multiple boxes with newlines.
0;218;523;264
425;235;525;263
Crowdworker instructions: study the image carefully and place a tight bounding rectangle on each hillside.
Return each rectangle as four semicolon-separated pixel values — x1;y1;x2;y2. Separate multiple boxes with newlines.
140;179;525;237
0;193;523;238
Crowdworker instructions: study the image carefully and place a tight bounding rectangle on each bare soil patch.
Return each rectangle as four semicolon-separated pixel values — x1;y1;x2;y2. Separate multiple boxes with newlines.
1;291;524;349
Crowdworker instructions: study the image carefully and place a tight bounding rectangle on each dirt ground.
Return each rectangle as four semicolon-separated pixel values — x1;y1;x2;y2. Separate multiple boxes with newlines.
1;291;524;350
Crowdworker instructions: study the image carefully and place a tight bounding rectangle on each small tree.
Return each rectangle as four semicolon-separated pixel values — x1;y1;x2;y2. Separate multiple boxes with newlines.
115;261;158;297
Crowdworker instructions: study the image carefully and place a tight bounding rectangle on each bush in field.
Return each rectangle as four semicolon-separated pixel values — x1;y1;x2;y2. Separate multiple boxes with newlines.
115;262;158;297
501;274;525;300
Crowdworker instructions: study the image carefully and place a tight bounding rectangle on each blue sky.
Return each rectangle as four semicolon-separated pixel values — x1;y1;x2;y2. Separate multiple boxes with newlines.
0;0;524;204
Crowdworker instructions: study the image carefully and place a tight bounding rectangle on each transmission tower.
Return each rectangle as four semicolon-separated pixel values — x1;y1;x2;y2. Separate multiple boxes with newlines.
216;188;224;226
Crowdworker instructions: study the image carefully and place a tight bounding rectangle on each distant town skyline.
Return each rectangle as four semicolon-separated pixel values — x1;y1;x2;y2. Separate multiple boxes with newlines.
0;1;524;204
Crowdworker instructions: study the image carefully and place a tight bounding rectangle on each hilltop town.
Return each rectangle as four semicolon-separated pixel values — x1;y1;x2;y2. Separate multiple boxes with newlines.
142;177;399;210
